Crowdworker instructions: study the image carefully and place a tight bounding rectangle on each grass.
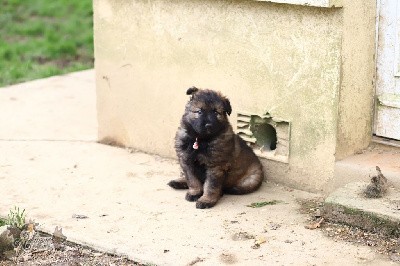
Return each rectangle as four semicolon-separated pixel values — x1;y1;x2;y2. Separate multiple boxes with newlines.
0;206;26;228
0;0;94;87
6;206;26;229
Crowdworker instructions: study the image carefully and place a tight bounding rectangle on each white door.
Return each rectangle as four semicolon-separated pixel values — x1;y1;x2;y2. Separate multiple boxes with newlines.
375;0;400;140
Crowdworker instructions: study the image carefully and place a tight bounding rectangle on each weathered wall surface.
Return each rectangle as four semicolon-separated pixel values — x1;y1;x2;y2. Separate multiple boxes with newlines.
94;0;344;191
335;0;377;160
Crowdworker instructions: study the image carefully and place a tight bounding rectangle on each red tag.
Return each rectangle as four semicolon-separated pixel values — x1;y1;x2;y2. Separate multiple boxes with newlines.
193;138;199;150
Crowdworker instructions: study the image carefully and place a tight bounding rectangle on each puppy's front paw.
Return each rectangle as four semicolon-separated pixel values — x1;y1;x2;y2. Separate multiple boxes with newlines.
196;199;217;209
167;179;188;189
185;192;202;202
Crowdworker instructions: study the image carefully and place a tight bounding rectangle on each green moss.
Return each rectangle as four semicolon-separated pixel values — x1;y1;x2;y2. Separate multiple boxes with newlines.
325;203;400;237
341;206;360;215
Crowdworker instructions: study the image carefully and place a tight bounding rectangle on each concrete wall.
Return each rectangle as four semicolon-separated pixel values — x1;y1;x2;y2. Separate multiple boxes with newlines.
93;0;376;193
335;0;377;160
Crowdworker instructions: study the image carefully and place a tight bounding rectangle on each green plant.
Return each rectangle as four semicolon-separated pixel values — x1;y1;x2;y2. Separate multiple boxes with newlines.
6;206;26;229
0;218;6;227
246;200;282;208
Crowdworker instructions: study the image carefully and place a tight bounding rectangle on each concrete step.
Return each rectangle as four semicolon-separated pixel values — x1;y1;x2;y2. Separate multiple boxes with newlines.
324;182;400;237
330;144;400;193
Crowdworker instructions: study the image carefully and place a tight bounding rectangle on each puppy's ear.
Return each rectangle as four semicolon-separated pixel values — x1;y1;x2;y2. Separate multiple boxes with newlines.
223;98;232;116
186;86;199;95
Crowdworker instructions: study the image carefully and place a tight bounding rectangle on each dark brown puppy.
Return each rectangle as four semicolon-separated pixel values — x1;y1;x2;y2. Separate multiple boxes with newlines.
168;87;264;209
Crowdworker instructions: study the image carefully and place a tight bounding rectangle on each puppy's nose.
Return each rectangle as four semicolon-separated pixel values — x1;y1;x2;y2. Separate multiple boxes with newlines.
205;123;212;129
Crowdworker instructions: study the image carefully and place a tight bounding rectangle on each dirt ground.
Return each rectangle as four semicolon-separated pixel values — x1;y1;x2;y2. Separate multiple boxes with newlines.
299;199;400;264
0;248;137;266
0;232;139;266
0;199;399;266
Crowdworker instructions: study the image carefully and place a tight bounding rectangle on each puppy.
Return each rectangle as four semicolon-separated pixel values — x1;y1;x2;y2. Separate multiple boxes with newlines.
168;87;264;209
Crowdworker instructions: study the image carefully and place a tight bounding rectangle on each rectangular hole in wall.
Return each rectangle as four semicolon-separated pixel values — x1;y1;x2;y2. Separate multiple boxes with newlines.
237;111;290;163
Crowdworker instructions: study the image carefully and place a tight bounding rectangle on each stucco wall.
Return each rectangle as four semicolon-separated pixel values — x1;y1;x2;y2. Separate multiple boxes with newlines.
335;0;376;160
94;0;346;192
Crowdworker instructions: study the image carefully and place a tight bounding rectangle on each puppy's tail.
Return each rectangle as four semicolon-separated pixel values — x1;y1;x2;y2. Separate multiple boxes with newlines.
224;163;264;195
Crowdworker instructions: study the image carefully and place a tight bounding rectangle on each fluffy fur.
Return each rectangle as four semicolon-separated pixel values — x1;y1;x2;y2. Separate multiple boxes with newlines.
168;87;264;209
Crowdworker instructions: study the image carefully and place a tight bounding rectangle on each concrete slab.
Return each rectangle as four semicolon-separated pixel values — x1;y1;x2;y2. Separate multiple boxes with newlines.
0;70;393;265
0;70;97;141
0;142;392;265
325;182;400;237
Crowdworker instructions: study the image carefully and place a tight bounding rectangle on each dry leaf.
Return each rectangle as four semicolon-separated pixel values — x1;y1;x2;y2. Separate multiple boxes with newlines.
53;226;66;241
26;223;35;233
72;214;88;219
255;236;266;245
187;257;204;266
52;226;67;250
305;218;324;230
231;232;254;241
251;236;266;249
7;226;21;239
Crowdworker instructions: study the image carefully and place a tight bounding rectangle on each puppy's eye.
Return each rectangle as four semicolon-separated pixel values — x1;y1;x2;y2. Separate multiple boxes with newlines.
194;110;202;114
214;110;221;115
